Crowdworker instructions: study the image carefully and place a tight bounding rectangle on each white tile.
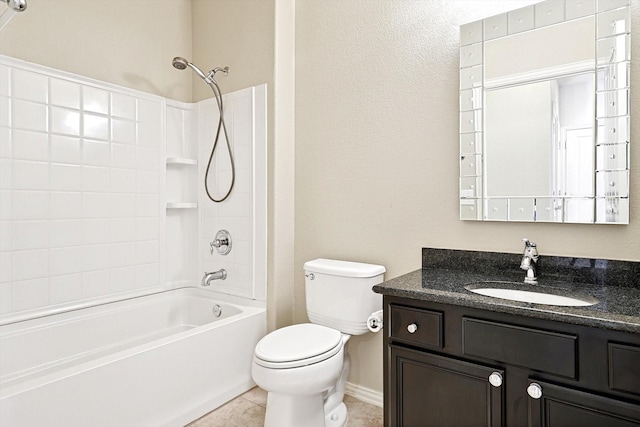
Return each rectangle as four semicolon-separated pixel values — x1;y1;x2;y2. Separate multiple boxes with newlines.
49;219;83;247
50;78;81;109
81;269;110;297
112;118;137;144
0;96;9;127
82;218;110;244
50;163;81;191
82;140;110;167
111;168;136;193
0;190;11;220
50;247;83;276
136;170;159;194
136;217;158;241
83;86;109;114
111;93;136;120
136;194;159;217
11;277;49;311
232;95;253;147
110;217;136;242
0;65;9;97
51;135;81;164
138;120;161;148
12;249;49;281
0;252;11;283
50;191;82;219
136;263;159;288
49;273;83;304
82;245;110;271
0;127;10;158
12;100;47;132
13;190;49;220
12;129;48;161
110;265;137;292
111;143;136;169
138;99;160;123
12;220;49;251
12;69;48;103
82;192;110;218
83;113;109;140
82;166;110;192
0;282;10;314
13;160;49;190
165;106;184;157
136;240;158;264
136;146;160;170
110;193;136;217
110;242;136;267
0;158;11;189
50;107;81;136
0;220;12;251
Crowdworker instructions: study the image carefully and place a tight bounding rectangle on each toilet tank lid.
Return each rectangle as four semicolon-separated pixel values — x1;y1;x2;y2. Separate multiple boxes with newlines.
304;259;386;278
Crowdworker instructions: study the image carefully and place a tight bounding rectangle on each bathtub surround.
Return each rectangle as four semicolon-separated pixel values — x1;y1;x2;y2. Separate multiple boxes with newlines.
0;55;267;322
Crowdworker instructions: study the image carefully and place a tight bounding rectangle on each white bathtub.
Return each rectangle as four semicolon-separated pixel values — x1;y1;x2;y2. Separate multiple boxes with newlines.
0;287;267;427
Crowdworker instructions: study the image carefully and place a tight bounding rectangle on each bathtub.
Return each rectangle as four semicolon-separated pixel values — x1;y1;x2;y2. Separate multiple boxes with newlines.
0;287;267;427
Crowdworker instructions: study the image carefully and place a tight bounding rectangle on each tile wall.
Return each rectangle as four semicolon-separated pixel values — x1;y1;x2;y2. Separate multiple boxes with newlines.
0;57;164;318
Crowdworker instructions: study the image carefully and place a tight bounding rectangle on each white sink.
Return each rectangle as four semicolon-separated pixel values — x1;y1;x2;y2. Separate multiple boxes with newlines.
466;284;598;307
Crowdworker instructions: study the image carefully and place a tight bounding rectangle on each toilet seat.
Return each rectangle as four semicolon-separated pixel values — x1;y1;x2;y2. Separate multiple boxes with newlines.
254;323;343;369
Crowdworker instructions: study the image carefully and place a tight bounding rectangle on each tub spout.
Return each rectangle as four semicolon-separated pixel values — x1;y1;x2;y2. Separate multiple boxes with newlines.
201;269;227;286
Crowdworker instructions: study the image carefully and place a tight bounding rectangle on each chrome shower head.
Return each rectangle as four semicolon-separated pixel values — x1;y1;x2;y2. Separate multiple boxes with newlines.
172;57;188;70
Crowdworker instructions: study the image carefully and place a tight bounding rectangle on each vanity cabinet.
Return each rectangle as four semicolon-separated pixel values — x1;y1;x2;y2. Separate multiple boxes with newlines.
384;296;640;427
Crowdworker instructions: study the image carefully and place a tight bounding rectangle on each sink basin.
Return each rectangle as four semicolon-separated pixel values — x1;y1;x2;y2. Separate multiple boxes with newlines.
465;282;599;307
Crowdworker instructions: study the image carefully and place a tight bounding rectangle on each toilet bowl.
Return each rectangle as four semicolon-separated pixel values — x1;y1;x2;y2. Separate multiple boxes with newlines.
252;324;348;427
251;259;385;427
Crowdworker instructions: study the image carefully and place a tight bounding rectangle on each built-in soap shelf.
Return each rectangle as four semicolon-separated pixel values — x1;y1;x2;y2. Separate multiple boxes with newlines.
166;157;197;166
166;202;198;209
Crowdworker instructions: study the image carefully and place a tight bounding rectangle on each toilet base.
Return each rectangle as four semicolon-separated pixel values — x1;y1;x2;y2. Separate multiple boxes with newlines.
325;401;348;427
264;392;326;427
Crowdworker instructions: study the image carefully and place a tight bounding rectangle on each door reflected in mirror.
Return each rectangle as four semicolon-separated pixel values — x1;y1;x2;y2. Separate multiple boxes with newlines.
459;0;630;224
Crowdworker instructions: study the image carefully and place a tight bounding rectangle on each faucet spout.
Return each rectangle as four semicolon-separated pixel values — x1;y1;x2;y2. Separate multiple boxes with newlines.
201;269;227;286
520;238;539;284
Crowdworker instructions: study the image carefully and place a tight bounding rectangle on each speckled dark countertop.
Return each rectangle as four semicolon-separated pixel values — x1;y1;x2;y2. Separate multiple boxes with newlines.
373;248;640;334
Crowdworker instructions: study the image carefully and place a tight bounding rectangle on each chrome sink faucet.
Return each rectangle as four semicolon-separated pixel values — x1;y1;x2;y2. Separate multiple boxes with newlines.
520;238;539;284
201;269;227;286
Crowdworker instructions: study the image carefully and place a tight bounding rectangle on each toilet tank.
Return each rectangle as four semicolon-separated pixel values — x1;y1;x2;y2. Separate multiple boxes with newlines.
304;259;385;335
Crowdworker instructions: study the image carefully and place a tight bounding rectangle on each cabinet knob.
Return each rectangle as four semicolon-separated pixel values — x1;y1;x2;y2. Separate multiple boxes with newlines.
527;382;543;399
407;323;418;334
488;372;503;387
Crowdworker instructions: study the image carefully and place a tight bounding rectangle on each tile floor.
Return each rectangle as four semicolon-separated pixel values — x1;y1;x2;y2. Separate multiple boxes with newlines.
186;387;383;427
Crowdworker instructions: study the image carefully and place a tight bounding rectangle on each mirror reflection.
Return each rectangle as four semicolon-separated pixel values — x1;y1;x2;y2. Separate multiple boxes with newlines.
459;0;630;224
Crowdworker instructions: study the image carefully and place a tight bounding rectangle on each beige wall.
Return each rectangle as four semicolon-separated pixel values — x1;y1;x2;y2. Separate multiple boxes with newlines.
294;0;640;394
0;0;193;101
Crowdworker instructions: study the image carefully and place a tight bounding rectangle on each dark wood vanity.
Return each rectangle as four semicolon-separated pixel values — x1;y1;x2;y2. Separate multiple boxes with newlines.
375;249;640;427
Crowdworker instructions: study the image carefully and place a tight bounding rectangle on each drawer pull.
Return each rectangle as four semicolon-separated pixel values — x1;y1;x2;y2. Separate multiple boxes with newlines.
488;372;503;387
407;323;418;334
527;382;543;399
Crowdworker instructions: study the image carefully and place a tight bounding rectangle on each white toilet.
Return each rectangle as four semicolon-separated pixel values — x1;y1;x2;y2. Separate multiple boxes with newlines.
252;258;385;427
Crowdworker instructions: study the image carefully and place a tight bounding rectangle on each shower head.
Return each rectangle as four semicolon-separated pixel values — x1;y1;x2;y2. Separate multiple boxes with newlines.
172;57;188;70
171;56;229;85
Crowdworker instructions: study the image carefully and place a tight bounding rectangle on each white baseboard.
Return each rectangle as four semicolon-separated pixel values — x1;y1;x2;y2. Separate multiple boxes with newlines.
345;382;383;408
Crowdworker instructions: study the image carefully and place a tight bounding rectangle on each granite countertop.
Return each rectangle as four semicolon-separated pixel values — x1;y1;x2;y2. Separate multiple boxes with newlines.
373;248;640;334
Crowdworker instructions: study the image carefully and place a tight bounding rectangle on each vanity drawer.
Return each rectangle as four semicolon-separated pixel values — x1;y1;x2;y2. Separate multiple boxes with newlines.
462;318;577;378
609;343;640;396
390;305;443;349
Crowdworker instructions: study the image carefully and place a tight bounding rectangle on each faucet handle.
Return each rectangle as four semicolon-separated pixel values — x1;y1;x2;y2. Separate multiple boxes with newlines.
522;238;536;248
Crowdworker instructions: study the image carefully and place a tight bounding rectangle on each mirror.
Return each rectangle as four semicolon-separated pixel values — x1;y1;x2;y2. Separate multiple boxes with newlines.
459;0;630;224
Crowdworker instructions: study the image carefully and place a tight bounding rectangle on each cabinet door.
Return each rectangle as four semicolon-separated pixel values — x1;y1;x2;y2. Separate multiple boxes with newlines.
390;345;504;427
528;380;640;427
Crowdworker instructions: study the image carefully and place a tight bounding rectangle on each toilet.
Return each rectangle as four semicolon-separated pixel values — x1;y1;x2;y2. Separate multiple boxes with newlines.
252;258;385;427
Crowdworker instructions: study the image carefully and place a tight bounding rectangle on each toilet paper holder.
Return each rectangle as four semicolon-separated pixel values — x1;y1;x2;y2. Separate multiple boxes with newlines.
367;310;384;333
